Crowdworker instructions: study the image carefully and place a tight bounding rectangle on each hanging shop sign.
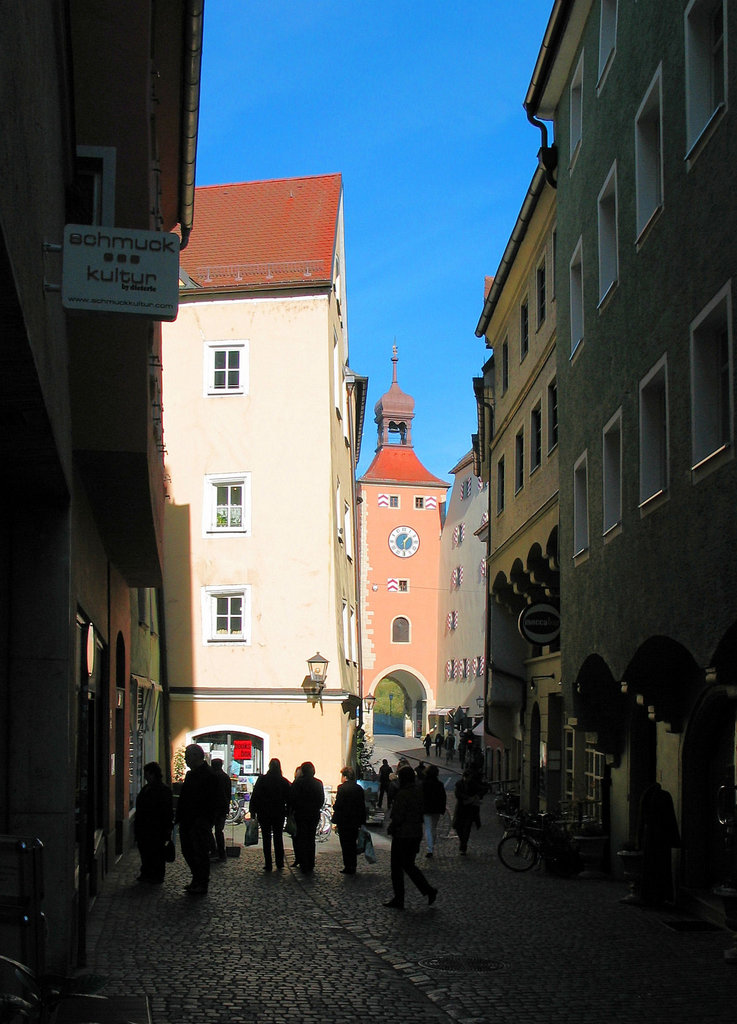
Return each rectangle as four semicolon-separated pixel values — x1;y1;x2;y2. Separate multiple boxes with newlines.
61;224;179;320
518;603;560;645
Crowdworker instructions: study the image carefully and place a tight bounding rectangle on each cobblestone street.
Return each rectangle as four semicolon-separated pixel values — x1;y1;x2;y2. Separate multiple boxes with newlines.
77;748;736;1024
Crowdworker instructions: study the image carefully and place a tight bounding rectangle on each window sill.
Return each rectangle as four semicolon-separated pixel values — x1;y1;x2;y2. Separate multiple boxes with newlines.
572;547;589;567
597;279;618;314
638;488;668;517
636;204;663;249
596;49;615;96
570;337;584;365
691;442;733;484
602;520;622;544
685;102;726;167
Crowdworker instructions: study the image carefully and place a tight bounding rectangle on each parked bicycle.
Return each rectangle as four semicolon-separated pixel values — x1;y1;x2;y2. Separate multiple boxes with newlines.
225;794;248;824
497;811;582;876
315;800;332;843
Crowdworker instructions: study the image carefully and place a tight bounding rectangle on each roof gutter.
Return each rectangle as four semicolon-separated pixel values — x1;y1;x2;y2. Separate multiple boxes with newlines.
523;0;577;191
474;165;547;339
179;0;205;249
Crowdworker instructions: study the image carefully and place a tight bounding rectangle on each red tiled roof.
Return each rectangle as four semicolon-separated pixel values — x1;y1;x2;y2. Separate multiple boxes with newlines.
181;174;342;291
360;446;449;487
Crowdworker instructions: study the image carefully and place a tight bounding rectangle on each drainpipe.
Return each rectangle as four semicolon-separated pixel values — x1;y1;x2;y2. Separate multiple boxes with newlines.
178;0;205;249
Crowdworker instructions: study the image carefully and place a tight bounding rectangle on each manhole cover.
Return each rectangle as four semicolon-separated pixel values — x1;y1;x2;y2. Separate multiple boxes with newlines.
417;955;505;973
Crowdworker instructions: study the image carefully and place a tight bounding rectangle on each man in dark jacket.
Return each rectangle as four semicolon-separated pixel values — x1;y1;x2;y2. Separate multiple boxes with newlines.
331;766;367;874
209;758;232;862
384;765;438;909
377;759;392;808
175;744;218;895
289;761;324;874
249;757;292;872
134;761;173;884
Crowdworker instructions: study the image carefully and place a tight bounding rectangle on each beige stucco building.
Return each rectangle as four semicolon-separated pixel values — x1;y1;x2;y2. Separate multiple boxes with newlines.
475;166;561;810
162;175;366;797
434;451;488;732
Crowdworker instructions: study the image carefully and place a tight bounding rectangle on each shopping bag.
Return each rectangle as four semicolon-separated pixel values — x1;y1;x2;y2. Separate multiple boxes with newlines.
363;827;376;864
355;826;367;854
245;817;259;846
284;812;297;838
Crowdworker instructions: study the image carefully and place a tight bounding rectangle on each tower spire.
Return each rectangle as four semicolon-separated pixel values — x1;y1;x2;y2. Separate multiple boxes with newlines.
374;344;415;450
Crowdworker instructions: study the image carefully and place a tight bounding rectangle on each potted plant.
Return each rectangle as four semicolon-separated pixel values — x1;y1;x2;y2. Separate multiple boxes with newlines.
573;818;609;877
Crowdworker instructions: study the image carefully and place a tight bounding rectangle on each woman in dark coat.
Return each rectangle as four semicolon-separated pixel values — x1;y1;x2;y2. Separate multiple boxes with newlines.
453;769;483;854
331;766;367;874
249;758;292;872
134;761;173;884
384;765;438;909
422;762;446;857
288;761;324;874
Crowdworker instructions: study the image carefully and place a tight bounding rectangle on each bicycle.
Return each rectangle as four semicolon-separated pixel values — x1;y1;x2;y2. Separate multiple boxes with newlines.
315;801;332;843
497;812;581;876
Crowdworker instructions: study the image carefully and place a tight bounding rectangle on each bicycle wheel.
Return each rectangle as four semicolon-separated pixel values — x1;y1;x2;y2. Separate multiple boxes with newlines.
497;833;539;871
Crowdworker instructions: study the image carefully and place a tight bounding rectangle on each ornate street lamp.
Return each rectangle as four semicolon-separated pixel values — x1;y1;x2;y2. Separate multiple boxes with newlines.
363;694;376;714
306;651;329;695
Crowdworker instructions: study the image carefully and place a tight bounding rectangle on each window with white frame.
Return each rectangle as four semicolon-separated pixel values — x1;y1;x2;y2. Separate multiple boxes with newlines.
502;338;509;394
537;258;547;328
548;379;559;451
414;496;425;509
598;0;618;85
635;67;664;238
342;601;350;660
690;282;733;467
343;502;353;558
350;606;358;663
570;52;584;167
203;473;251;535
602;410;622;533
389;494;400;508
639;356;669;504
573;452;589;554
333;329;341;415
520;298;529;361
598;164;618;304
531;404;542;473
685;0;726;154
202;586;251;644
515;428;525;493
205;342;247;396
570;238;584;354
496;455;506;514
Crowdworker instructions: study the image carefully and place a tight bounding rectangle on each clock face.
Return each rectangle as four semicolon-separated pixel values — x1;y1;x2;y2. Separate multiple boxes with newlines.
388;525;420;558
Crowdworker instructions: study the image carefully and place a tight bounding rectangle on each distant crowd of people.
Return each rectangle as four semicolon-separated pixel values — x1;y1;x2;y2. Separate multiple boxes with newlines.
134;736;487;907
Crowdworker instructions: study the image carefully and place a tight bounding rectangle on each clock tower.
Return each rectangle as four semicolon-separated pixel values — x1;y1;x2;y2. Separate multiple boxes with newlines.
357;348;449;738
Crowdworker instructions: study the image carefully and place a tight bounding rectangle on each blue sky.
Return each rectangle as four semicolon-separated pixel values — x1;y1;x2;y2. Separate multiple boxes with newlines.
195;1;555;481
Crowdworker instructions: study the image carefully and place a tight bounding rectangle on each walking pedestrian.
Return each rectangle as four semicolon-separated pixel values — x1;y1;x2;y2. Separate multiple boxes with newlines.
422;762;446;858
423;732;432;757
434;732;443;758
208;758;232;862
175;743;218;895
249;757;292;872
444;731;455;762
331;766;367;874
383;765;438;909
289;761;324;874
134;762;173;884
377;759;392;808
453;769;484;855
